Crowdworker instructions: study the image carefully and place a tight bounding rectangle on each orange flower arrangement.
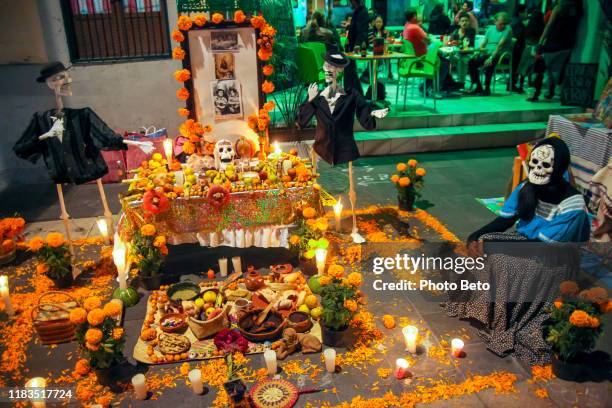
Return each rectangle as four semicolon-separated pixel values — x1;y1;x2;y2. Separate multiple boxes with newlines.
398;177;411;187
416;168;426;177
194;14;207;27
262;80;275;94
554;299;562;308
74;359;90;376
328;264;344;279
568;310;591;327
85;328;103;344
251;16;266;29
600;300;612;313
103;301;122;318
174;69;191;82
70;307;88;324
258;48;273;61
46;232;65;248
177;15;193;31
182;140;195;155
319;276;331;286
172;46;186;60
262;64;274;76
289;235;300;245
344;299;358;312
28;236;44;251
408;159;418;167
83;296;102;311
234;10;246;24
263;100;275;111
141;224;156;237
212;13;224;24
302;207;316;219
36;263;49;274
347;272;363;287
390;174;400;183
153;235;166;248
559;280;579;296
176;87;190;101
396;163;407;172
178;108;190;117
579;287;608;304
87;308;105;326
172;29;185;42
112;327;124;340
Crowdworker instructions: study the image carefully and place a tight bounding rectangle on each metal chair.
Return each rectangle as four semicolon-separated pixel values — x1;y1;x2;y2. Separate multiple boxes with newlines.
395;42;440;111
492;38;517;94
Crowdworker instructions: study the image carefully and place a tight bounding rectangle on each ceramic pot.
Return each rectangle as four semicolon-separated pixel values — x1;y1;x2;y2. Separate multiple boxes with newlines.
95;363;126;392
140;274;162;291
321;325;348;348
52;272;74;289
398;192;416;211
223;379;247;403
245;269;264;291
551;354;586;381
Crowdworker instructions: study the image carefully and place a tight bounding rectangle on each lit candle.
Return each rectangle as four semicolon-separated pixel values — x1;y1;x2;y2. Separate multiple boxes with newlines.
218;258;228;277
402;326;418;354
0;275;14;317
25;377;46;408
323;348;336;373
163;138;174;165
267;141;282;160
96;218;110;245
264;349;277;375
315;248;327;276
334;197;343;232
394;358;410;379
231;256;242;274
188;369;204;394
112;239;127;289
131;373;147;400
451;338;464;358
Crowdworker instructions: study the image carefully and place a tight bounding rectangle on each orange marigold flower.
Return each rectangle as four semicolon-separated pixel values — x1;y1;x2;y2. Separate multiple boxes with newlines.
534;388;548;399
399;177;411;187
193;14;207;27
177;15;193;31
560;280;579;296
319;276;331;286
553;299;563;309
263;100;275;111
28;236;44;251
83;296;102;311
583;287;608;304
172;46;186;60
289;235;300;245
112;327;124;340
212;13;224;24
174;69;191;82
396;163;407;172
234;10;246;24
160;245;169;256
589;316;600;328
103;301;122;318
344;299;358;312
75;358;90;376
153;235;166;248
178;108;190;117
261;24;276;37
302;207;316;219
140;224;156;236
36;262;49;274
347;272;362;287
69;307;87;324
408;159;418;167
258;48;272;61
46;232;65;248
382;314;396;329
568;310;590;327
416;168;426;177
86;342;100;351
600;300;612;314
262;80;275;94
262;64;274;76
328;264;344;279
177;87;190;101
314;217;328;231
85;328;104;344
87;308;106;326
390;174;400;183
182;141;195;155
203;125;212;133
1;239;15;252
172;29;185;42
251;15;266;29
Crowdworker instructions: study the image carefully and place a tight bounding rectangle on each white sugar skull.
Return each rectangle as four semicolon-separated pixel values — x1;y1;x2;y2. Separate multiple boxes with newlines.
46;70;73;97
214;139;235;170
528;144;555;185
323;61;342;85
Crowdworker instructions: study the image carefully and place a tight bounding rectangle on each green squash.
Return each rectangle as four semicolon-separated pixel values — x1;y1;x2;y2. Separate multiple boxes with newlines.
308;275;322;295
112;287;140;307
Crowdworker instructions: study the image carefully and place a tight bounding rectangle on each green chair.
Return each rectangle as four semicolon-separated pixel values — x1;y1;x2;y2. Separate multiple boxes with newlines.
395;42;440;111
492;37;517;94
340;36;347;51
302;42;326;70
296;45;324;83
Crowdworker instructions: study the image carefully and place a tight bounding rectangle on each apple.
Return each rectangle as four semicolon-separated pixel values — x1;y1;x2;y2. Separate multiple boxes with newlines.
259;170;268;180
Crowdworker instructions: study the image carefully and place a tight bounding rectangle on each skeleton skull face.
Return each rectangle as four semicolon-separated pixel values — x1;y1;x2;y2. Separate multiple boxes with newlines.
46;70;73;97
528;144;555;185
323;61;342;85
214;140;235;170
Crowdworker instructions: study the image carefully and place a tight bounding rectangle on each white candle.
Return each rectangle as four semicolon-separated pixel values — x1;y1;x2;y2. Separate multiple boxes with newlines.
394;358;410;379
264;349;277;375
96;218;110;245
112;243;127;289
451;338;464;358
315;248;327;276
188;369;204;394
25;377;46;408
218;258;228;277
334;197;343;232
402;326;418;354
268;141;282;160
323;348;336;373
231;256;242;274
163;138;173;164
131;373;147;400
0;275;14;317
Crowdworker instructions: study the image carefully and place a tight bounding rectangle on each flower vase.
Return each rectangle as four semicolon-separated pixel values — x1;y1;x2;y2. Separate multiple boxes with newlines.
223;379;247;403
321;325;348;348
398;189;416;211
551;354;586;381
51;271;74;289
299;256;317;277
95;362;127;393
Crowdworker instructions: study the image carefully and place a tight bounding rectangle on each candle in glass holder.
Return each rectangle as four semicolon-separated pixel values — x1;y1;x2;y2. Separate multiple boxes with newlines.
451;338;464;358
323;348;336;373
218;258;228;277
315;248;327;276
96;218;110;245
394;358;410;379
0;275;14;317
402;326;418;353
231;256;242;274
131;374;147;400
163;138;173;165
264;350;277;375
25;377;46;408
188;369;204;394
334;197;343;232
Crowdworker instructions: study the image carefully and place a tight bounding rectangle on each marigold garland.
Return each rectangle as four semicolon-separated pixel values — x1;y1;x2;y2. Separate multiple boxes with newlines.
176;87;190;101
193;14;207;27
234;10;246;24
171;29;184;42
211;13;224;24
177;15;193;31
178;108;190;117
174;69;191;82
262;64;274;76
172;46;185;60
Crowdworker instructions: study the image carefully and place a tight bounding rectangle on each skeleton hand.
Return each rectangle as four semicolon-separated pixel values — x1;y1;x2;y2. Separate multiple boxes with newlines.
307;83;319;102
371;108;389;119
39;117;64;141
124;140;155;155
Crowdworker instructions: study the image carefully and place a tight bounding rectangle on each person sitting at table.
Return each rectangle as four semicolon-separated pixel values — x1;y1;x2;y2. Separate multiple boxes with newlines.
428;4;452;35
453;1;479;32
368;15;393;80
299;10;339;52
467;11;512;96
449;12;476;86
402;7;430;57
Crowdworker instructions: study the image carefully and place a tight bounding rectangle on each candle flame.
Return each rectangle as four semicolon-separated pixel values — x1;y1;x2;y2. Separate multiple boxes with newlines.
334;197;342;214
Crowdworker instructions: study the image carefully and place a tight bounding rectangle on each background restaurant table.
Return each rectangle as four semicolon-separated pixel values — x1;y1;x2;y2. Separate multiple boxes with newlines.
345;51;415;100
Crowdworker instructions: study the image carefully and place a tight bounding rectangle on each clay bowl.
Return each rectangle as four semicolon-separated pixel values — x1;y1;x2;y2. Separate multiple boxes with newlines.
167;281;200;307
159;313;188;333
286;311;313;333
238;309;286;342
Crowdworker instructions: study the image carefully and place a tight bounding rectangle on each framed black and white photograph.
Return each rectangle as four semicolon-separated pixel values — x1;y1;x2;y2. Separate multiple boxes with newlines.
210;31;240;52
211;80;243;120
214;53;235;80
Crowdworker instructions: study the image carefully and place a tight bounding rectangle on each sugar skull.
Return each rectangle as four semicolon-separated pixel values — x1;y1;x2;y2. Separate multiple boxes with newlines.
214;139;235;170
528;144;554;185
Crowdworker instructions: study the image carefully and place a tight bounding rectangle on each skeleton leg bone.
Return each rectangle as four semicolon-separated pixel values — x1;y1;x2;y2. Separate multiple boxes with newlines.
56;184;76;257
96;178;115;237
348;161;365;243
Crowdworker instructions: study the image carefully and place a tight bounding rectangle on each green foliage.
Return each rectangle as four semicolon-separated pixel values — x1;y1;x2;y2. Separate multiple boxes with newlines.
320;279;357;330
36;244;71;280
130;230;164;278
75;317;125;369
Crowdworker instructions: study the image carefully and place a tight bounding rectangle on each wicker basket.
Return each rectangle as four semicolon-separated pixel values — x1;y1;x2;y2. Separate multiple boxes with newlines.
188;303;231;340
32;291;79;345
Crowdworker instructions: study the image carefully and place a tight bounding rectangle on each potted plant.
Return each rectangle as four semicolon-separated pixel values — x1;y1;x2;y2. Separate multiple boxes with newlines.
289;204;328;276
131;224;168;290
28;233;73;288
319;264;364;347
545;281;611;381
222;352;247;403
390;159;426;211
0;217;25;265
70;297;126;390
